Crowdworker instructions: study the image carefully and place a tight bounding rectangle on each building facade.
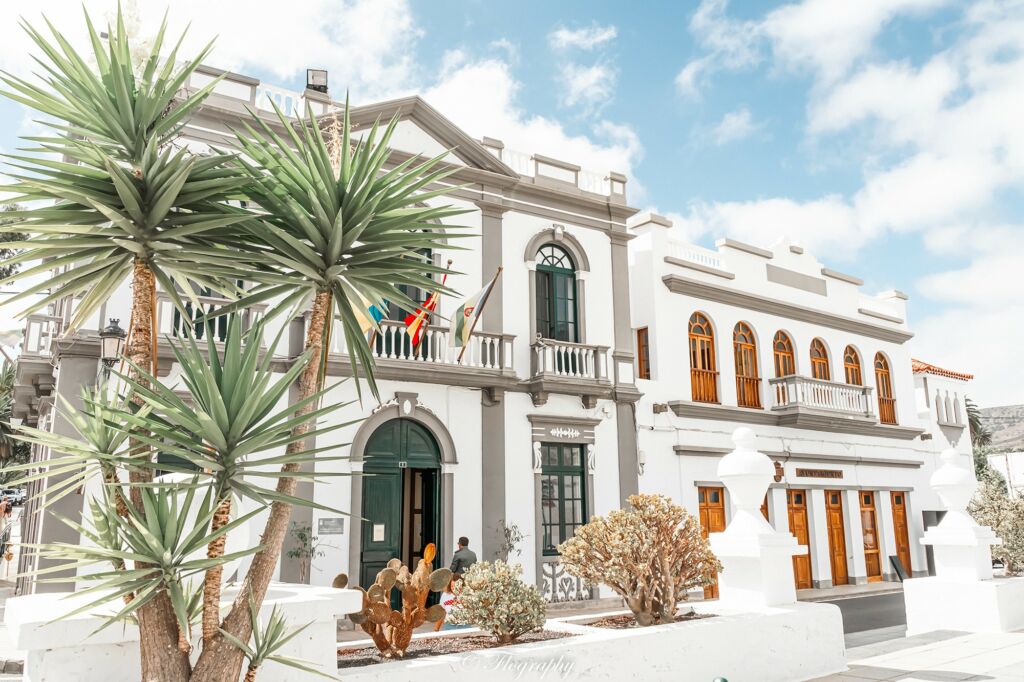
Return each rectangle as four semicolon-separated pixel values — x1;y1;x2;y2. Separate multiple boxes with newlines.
628;214;975;588
11;66;975;601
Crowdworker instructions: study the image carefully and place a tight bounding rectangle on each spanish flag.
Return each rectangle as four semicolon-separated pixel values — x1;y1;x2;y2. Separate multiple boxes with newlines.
404;290;440;348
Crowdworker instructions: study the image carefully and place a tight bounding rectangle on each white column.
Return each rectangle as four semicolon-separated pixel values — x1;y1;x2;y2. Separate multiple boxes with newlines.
769;487;788;533
877;492;899;582
709;428;803;608
843;489;868;584
904;491;929;577
808;489;833;588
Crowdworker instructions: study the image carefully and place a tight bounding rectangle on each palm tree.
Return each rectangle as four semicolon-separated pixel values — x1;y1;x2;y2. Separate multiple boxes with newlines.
0;9;261;678
190;103;465;681
967;397;992;448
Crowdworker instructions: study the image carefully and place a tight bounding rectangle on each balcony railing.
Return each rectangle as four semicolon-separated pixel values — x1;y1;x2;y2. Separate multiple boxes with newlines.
331;319;514;372
156;293;268;345
668;242;726;271
690;368;719;403
770;375;874;417
878;397;898;425
735;376;762;409
22;314;62;355
530;339;608;381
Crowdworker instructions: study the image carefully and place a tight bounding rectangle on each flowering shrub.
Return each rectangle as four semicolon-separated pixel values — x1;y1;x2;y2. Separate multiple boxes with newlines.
559;493;721;626
449;560;547;642
970;473;1024;575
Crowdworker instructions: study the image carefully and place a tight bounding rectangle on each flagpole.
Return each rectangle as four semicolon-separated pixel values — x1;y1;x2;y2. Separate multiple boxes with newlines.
457;266;502;363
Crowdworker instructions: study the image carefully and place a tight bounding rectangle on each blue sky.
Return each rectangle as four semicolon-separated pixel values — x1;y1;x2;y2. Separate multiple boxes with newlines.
0;0;1021;406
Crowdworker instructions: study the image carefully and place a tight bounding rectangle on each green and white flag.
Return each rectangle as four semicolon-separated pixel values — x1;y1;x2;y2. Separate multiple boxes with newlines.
449;268;501;349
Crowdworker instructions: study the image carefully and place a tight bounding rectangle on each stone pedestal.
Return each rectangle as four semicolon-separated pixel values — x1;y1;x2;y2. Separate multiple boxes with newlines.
5;583;361;682
904;449;1024;635
710;428;809;608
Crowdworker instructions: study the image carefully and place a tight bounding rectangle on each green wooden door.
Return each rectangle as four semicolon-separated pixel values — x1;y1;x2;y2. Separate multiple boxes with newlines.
360;419;441;588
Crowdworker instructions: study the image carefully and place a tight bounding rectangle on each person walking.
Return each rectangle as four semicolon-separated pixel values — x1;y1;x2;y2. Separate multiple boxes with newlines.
449;536;477;574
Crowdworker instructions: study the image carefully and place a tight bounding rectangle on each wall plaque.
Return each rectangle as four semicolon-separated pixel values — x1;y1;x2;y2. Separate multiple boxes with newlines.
795;468;843;479
317;517;345;535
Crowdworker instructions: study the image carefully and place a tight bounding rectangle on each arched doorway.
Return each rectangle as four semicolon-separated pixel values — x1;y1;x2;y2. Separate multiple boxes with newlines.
359;418;442;588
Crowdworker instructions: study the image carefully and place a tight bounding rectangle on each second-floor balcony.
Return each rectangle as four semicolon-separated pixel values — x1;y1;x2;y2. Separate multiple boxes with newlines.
327;319;516;388
770;374;875;420
527;338;611;408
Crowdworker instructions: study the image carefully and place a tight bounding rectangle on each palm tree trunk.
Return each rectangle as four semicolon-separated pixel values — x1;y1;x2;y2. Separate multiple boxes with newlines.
243;665;259;682
191;289;333;682
202;495;232;646
126;258;192;681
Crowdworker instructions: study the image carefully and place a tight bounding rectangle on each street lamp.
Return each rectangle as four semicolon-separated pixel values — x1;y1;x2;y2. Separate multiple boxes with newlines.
306;69;328;94
99;318;126;370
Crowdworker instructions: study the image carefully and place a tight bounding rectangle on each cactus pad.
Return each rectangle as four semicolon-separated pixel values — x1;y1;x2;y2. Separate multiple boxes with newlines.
424;604;446;623
429;568;453;592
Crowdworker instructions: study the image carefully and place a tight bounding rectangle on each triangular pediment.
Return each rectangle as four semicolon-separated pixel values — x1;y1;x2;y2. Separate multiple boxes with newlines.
347;96;518;176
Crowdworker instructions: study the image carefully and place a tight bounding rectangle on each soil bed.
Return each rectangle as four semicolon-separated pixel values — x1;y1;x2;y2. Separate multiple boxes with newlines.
584;612;715;629
337;630;574;668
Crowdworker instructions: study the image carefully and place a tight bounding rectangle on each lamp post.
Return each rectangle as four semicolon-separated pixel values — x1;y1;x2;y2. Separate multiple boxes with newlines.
98;318;126;379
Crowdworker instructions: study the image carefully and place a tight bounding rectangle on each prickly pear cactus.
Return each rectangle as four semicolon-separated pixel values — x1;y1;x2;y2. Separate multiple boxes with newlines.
338;542;453;658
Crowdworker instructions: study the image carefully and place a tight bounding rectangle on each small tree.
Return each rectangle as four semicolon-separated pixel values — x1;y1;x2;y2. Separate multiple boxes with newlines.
969;474;1024;575
559;493;721;626
450;560;546;643
495;518;525;561
285;523;330;584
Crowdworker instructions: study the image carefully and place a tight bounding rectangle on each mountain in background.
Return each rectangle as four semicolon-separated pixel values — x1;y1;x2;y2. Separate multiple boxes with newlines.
981;405;1024;452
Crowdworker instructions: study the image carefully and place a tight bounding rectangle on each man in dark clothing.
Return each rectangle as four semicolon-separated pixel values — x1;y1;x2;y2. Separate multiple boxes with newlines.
449;536;477;574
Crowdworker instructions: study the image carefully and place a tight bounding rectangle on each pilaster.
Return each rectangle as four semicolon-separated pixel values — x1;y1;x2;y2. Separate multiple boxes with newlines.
808;489;834;589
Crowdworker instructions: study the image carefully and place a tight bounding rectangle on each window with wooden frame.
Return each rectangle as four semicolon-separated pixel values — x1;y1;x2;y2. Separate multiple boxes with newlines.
539;443;586;555
636;327;651;380
810;338;831;380
536;244;578;342
733;322;761;408
874;353;897;424
843;346;863;385
688;312;718;403
773;331;796;377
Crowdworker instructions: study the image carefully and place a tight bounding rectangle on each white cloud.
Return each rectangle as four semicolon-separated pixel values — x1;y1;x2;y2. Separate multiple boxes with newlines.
675;57;711;98
423;58;641;180
762;0;951;82
548;23;618;51
711;107;758;144
0;0;424;101
489;38;519;65
674;0;761;97
558;62;617;112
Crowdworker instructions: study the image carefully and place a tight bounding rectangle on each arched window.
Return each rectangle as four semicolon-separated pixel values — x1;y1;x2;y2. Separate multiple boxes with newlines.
843;346;862;385
689;312;718;403
733;322;761;408
810;338;831;380
875;353;897;424
773;331;795;377
536;244;578;342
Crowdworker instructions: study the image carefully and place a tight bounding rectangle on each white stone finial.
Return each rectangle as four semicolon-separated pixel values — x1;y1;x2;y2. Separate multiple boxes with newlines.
732;426;757;450
931;448;977;528
718;428;773;523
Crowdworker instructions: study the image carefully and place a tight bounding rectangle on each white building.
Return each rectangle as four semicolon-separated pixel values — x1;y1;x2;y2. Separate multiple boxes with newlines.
11;66;977;602
629;215;974;588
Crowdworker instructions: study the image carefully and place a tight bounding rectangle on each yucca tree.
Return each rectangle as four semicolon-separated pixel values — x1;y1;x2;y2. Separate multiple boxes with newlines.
18;317;350;678
190;105;466;680
0;8;265;678
220;598;333;681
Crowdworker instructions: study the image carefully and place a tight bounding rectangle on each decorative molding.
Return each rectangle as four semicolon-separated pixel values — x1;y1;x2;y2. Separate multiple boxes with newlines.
550;427;581;439
523;227;592;271
587;444;596;472
667;400;925;440
532;442;543;473
821;267;864;286
673;444;925;469
715;238;773;259
528;414;600;444
857;307;905;324
661;274;915;343
766;263;827;296
664;256;736;280
527;414;602;427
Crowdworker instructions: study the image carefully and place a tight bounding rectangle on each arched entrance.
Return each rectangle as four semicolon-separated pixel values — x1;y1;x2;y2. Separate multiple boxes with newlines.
359;418;442;588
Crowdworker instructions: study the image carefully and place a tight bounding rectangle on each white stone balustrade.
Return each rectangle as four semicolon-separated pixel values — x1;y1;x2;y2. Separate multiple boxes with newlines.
770;374;874;417
331;319;513;371
530;339;608;381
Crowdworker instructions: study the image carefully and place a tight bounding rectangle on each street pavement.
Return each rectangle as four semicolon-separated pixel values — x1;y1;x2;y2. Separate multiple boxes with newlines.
820;591;908;634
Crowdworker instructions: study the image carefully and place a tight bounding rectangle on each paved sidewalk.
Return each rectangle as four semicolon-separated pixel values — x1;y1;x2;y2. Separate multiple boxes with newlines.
798;581;904;602
814;629;1024;681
